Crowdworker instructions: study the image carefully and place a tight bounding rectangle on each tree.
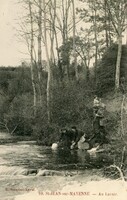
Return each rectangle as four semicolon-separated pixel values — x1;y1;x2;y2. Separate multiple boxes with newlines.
43;0;53;123
56;0;72;81
104;0;109;47
17;0;44;116
106;0;126;90
29;1;38;116
91;0;98;83
72;0;79;82
37;0;43;106
77;0;104;83
73;33;92;81
77;0;115;78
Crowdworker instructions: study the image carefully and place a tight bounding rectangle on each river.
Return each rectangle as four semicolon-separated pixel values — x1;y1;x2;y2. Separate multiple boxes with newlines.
0;132;126;200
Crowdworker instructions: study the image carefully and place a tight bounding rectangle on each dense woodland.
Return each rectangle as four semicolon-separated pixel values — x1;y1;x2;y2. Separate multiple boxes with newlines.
0;0;127;151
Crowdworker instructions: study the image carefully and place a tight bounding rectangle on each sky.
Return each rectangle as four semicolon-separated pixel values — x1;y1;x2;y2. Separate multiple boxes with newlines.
0;0;29;66
0;0;126;67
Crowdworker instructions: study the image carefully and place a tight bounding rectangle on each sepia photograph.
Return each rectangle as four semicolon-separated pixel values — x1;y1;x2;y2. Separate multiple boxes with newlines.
0;0;127;199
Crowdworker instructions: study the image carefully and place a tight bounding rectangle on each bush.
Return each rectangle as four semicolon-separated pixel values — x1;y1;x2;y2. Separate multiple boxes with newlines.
96;44;127;95
32;122;59;146
7;116;33;136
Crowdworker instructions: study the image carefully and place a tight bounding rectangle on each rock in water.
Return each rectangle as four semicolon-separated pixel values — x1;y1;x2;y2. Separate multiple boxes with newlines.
37;169;64;176
51;143;58;150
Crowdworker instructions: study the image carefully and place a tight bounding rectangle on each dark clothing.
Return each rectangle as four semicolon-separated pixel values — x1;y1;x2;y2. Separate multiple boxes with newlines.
89;132;108;148
74;130;84;143
59;128;77;148
93;116;100;134
91;110;108;148
59;128;85;149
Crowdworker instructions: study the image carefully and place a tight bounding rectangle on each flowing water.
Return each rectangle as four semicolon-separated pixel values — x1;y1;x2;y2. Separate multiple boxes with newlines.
0;138;112;175
0;132;114;200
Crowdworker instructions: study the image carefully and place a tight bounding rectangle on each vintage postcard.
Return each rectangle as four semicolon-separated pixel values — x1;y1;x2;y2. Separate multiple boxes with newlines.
0;0;127;200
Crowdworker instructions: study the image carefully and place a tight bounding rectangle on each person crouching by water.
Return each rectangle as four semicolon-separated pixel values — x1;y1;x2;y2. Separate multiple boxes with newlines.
59;128;71;148
58;126;84;150
61;126;79;149
70;126;89;150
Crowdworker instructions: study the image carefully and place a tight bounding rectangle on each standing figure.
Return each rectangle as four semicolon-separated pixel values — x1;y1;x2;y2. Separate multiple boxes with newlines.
93;95;100;115
90;107;108;148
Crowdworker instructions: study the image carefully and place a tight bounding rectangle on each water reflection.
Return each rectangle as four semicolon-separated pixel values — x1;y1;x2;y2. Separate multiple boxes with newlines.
0;142;113;175
51;148;112;170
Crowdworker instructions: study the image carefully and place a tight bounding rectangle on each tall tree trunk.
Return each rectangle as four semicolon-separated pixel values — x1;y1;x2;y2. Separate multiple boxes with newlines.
72;0;79;82
108;17;112;46
86;37;90;82
82;58;89;82
37;0;42;106
62;0;70;81
54;28;63;82
86;65;90;82
29;1;37;116
93;1;98;84
106;0;126;90
125;5;127;45
52;1;63;83
49;0;55;64
115;34;122;90
43;0;52;123
104;0;109;47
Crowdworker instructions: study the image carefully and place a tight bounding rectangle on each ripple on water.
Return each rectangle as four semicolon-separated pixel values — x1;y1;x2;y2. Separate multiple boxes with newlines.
0;166;27;176
0;142;113;177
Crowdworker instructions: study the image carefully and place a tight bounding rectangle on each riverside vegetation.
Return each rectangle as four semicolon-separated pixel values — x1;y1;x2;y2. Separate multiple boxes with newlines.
0;44;127;179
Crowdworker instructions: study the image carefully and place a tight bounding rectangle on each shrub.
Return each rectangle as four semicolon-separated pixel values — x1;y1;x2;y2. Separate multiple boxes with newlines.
96;44;127;95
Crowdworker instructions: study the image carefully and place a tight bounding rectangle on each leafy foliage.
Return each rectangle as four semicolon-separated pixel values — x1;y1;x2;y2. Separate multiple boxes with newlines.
96;44;127;95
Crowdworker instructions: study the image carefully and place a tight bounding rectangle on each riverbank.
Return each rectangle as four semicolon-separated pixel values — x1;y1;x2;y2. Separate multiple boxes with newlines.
0;132;35;145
